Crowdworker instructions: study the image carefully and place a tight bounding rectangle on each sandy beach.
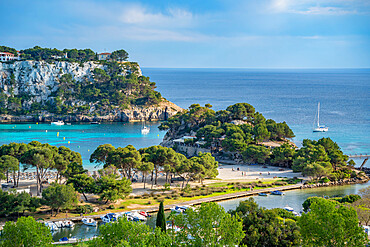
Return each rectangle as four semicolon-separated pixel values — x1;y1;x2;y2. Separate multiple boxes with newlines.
3;164;301;197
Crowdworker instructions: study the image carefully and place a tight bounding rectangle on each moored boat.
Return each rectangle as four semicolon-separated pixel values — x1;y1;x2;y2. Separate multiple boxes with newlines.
63;220;75;228
51;120;65;125
141;126;150;134
284;206;301;216
101;213;118;223
170;205;193;214
271;190;285;196
82;217;97;226
54;221;65;228
44;222;58;231
258;193;268;196
313;102;328;132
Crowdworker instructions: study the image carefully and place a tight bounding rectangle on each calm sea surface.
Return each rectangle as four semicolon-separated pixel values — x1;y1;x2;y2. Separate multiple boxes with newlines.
0;68;369;169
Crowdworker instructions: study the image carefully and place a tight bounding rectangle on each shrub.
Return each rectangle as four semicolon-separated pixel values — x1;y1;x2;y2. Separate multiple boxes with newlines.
107;205;115;209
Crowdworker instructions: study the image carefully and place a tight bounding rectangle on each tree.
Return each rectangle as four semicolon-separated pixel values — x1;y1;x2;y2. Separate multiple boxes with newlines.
271;143;296;167
95;175;132;204
88;218;171;247
67;173;95;201
106;145;141;179
298;197;367;247
42;183;78;216
63;161;87;179
242;145;270;164
0;216;52;247
226;103;255;120
137;162;154;189
230;198;301;247
156;201;166;232
253;123;270;142
90;144;115;167
21;144;57;195
302;161;332;180
0;155;19;186
111;49;129;61
175;202;244;246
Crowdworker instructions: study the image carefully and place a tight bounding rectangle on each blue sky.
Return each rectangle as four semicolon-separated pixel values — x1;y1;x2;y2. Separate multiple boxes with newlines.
0;0;369;68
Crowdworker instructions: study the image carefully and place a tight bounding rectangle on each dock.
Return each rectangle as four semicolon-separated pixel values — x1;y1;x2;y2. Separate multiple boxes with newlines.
53;184;302;223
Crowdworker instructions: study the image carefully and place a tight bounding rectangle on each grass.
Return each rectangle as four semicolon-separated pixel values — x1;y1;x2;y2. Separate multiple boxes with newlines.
0;178;299;222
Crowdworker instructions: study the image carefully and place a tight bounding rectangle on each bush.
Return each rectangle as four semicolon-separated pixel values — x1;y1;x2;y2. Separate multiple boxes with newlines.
107;205;115;209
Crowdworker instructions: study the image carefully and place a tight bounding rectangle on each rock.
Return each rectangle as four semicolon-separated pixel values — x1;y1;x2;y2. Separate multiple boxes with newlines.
0;61;183;122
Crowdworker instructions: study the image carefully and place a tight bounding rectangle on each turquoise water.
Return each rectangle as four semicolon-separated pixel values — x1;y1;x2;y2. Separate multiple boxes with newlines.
0;122;165;170
0;68;369;168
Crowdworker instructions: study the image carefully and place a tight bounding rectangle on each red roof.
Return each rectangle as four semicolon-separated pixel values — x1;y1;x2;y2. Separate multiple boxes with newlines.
98;53;111;55
0;52;14;56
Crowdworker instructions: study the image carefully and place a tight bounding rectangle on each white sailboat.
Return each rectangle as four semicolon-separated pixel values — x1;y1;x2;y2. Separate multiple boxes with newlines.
313;102;328;132
141;122;150;135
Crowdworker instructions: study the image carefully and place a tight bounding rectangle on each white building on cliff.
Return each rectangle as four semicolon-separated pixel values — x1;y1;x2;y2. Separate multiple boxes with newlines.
0;52;20;62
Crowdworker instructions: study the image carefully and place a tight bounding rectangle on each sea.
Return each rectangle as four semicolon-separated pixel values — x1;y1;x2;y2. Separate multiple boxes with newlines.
0;68;369;170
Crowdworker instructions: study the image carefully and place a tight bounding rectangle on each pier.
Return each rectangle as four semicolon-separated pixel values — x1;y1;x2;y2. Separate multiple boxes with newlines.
348;154;370;170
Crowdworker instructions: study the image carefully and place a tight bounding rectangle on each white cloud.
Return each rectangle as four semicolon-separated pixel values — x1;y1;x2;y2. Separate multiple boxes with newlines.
119;5;194;28
270;0;367;15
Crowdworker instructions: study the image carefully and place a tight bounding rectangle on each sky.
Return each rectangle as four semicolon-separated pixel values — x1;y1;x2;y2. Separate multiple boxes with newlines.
0;0;369;68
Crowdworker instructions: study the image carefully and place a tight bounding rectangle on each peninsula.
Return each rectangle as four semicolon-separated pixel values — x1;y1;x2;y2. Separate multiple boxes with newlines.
0;46;182;123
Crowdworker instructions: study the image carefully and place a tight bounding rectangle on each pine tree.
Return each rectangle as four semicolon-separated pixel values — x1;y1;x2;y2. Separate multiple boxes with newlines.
156;201;166;232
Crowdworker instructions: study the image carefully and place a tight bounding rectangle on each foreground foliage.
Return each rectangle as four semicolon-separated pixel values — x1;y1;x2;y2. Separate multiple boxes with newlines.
0;216;52;247
230;198;301;247
89;202;244;247
298;197;367;247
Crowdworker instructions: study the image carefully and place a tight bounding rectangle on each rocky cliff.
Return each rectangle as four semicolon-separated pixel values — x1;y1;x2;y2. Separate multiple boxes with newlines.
0;60;182;122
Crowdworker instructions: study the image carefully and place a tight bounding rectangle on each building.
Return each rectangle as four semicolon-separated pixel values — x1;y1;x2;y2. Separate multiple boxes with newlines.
97;52;111;60
0;52;19;62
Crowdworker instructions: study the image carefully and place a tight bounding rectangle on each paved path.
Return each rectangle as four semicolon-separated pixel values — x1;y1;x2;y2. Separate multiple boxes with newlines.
59;184;302;223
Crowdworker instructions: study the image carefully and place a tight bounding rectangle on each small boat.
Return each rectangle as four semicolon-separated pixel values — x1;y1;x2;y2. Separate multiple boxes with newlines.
170;205;193;214
313;102;328;132
258;193;268;196
51;120;65;126
124;211;147;221
82;217;97;227
139;211;151;217
101;213;118;223
44;222;58;231
54;221;65;228
166;223;181;232
66;123;71;125
91;122;100;125
284;206;301;216
63;220;75;228
271;190;285;196
141;126;150;135
59;237;69;242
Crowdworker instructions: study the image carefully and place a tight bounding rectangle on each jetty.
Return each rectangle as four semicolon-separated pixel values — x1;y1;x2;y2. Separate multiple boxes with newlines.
50;184;303;224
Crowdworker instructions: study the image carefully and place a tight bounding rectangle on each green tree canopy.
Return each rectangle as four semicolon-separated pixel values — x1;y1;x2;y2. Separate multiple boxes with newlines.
230;198;301;247
175;202;244;246
95;175;132;204
42;183;78;216
298;197;367;247
0;216;52;247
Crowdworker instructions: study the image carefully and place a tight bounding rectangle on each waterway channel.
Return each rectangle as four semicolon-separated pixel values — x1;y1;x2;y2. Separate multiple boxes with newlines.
53;181;370;241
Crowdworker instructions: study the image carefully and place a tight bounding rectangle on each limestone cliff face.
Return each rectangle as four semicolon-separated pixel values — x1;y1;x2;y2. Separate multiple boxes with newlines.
0;61;182;122
0;60;140;104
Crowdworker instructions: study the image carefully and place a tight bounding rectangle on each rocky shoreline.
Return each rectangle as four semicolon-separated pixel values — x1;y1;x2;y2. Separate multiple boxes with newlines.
0;100;183;123
301;177;369;189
